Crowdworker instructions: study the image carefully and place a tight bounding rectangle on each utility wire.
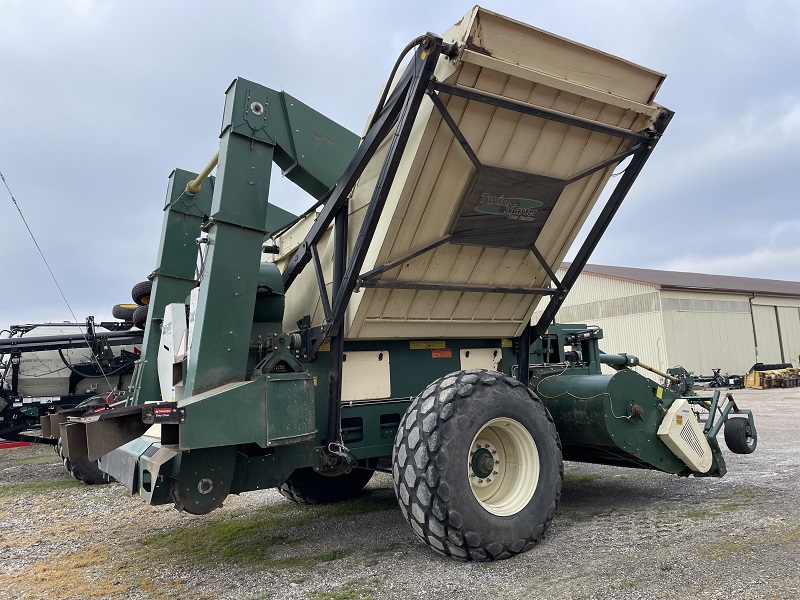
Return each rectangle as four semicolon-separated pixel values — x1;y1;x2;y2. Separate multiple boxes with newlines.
0;169;114;391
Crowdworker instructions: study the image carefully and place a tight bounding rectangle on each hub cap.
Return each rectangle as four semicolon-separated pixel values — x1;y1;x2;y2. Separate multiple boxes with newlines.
469;417;539;516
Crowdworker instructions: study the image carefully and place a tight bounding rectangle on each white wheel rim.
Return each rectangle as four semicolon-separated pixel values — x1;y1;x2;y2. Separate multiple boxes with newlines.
468;417;539;516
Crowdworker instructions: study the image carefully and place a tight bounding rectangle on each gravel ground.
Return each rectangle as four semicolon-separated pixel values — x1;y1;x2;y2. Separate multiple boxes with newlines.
1;385;798;600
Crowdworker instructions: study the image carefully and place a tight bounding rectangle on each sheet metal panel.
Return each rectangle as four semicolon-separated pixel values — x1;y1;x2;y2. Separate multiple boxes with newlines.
275;7;666;339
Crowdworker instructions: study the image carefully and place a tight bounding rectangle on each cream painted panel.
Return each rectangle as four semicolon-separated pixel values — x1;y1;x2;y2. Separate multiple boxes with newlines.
460;348;503;371
752;305;783;364
777;307;800;366
662;309;756;376
342;351;391;401
753;296;800;308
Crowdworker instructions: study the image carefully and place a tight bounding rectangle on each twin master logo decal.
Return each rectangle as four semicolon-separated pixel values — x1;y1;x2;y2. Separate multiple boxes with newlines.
474;193;543;222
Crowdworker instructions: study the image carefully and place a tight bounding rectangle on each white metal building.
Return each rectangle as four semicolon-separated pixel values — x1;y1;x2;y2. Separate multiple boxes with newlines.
534;264;800;377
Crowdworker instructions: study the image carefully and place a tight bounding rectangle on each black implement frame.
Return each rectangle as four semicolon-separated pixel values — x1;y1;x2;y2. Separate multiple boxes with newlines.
280;34;672;445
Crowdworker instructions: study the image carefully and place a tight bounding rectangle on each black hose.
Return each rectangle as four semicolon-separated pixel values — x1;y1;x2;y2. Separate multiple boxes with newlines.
57;348;134;380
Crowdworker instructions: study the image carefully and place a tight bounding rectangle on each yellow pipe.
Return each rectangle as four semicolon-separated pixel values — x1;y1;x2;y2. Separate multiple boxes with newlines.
185;151;219;195
638;361;679;384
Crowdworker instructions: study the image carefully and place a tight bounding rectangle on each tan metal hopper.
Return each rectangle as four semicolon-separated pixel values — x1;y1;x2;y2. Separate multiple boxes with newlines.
274;6;667;340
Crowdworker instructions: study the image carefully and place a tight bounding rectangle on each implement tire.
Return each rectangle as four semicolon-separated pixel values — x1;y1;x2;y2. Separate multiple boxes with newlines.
724;417;757;454
131;281;152;306
278;468;374;505
132;305;148;330
112;303;137;321
57;436;112;485
393;369;563;561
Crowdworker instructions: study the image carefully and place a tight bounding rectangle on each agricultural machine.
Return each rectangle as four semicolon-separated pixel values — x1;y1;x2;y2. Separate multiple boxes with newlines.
58;7;757;561
0;318;142;482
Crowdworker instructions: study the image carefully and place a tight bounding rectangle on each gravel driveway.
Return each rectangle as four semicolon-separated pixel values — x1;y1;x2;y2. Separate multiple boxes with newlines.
1;386;798;600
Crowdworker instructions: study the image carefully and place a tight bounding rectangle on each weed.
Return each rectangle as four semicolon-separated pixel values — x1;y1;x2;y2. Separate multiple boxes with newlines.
308;581;375;600
0;478;83;497
564;470;604;483
682;508;711;518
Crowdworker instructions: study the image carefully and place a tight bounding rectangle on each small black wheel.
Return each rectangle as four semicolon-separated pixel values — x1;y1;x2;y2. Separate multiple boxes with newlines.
56;436;112;484
131;280;153;306
279;468;374;504
112;303;138;321
393;369;563;561
132;305;149;330
724;417;757;454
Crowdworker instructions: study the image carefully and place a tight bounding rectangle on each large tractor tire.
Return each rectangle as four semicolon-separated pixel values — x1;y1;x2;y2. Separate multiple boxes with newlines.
393;369;563;561
56;436;112;485
724;417;757;454
278;467;374;504
131;280;152;306
112;303;138;321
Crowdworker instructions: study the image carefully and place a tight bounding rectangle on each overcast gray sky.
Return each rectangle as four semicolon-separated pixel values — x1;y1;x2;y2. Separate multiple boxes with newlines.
1;1;799;330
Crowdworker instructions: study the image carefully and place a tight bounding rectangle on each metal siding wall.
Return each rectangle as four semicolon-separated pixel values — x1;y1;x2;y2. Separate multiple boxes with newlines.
589;312;669;376
558;271;658;304
777;307;800;366
752;305;783;364
661;308;756;375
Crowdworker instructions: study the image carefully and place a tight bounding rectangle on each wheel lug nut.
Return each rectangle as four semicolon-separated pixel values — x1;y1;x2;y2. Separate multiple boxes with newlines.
493;470;498;475
478;479;483;483
491;450;496;454
495;460;500;465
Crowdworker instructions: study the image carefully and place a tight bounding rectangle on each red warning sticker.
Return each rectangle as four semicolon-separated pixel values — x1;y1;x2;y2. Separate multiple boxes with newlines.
432;348;452;358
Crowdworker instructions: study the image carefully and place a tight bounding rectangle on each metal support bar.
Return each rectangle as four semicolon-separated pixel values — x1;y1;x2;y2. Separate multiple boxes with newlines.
333;204;348;299
531;108;674;339
358;236;449;282
529;243;565;293
563;144;643;185
516;323;532;386
311;245;332;321
359;280;559;295
322;37;443;446
433;81;650;143
427;90;481;168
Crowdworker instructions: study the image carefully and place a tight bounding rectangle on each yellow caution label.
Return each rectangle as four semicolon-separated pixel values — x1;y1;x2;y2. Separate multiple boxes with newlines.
318;340;331;352
656;386;663;399
313;376;317;387
501;338;513;348
410;340;446;350
676;414;683;426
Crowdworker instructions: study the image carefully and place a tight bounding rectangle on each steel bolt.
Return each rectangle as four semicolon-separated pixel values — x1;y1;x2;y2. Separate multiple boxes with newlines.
495;460;500;465
493;470;498;475
478;479;483;483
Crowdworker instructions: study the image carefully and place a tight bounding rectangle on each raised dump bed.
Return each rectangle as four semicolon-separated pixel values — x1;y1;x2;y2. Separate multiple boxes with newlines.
274;6;667;339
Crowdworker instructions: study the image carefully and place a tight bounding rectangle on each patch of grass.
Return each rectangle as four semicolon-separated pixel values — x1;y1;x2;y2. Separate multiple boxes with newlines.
141;502;311;565
715;487;756;502
0;545;128;598
563;470;604;483
0;478;83;497
659;563;673;572
142;492;397;568
313;495;397;518
308;581;375;600
271;547;354;570
12;455;59;466
705;526;800;559
682;508;711;518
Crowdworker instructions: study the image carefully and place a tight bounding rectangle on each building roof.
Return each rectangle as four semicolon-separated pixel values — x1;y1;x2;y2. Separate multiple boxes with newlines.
562;263;800;297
